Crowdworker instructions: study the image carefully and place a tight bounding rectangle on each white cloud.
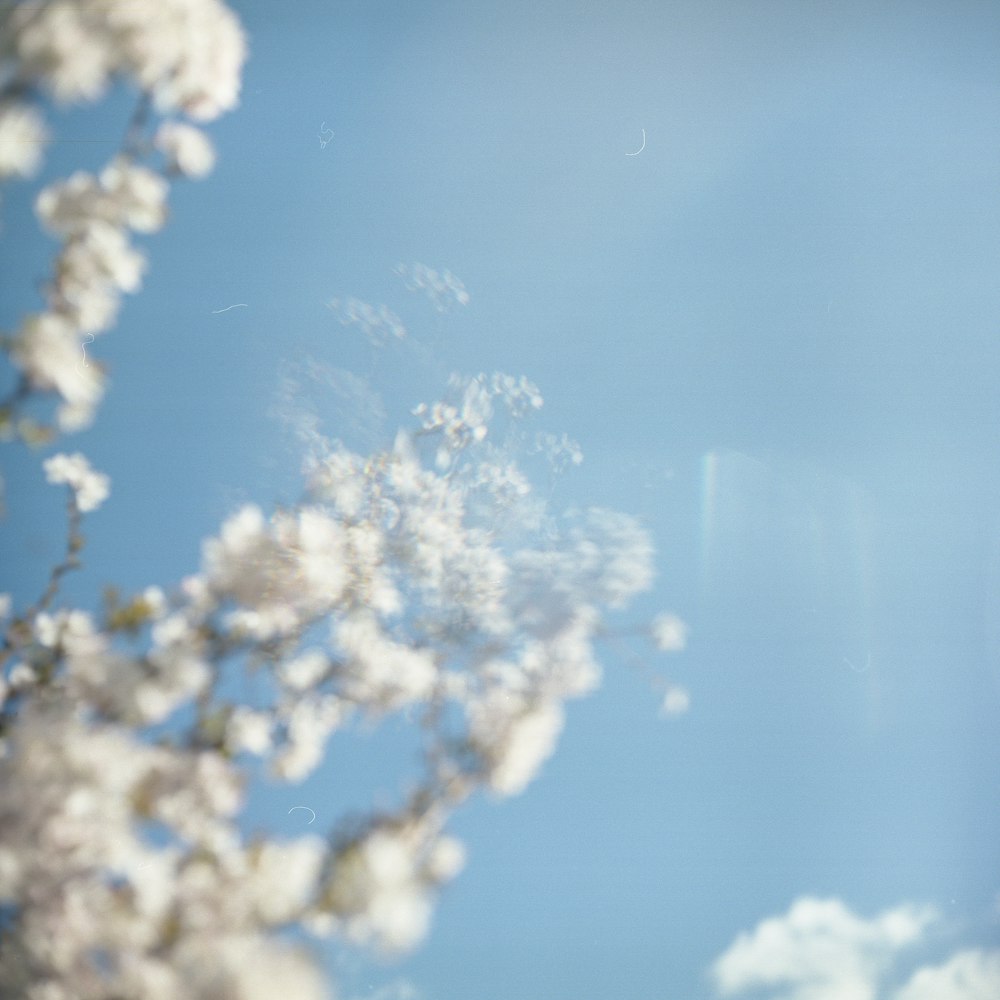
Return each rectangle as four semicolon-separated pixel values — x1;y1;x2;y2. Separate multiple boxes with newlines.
893;949;1000;1000
711;897;936;1000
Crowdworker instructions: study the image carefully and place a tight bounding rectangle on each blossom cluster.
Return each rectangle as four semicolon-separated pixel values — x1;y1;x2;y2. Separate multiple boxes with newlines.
393;262;470;313
327;297;408;347
1;370;686;997
412;371;544;469
0;0;247;435
0;0;245;118
0;5;689;998
0;606;330;1000
42;450;110;511
532;430;584;472
0;99;48;180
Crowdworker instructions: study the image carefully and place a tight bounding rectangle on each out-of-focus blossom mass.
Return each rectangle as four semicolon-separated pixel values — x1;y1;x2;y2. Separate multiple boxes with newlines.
43;450;110;511
0;0;242;433
155;120;216;177
0;100;48;179
328;296;408;346
659;684;690;717
651;612;687;652
1;361;683;996
0;3;689;998
3;0;246;118
395;262;471;312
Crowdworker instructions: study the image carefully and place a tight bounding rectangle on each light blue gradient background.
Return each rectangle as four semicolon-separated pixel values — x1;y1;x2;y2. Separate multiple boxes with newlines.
2;1;998;997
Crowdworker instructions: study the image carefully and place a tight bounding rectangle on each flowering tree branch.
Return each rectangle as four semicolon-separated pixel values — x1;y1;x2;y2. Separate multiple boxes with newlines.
0;3;689;998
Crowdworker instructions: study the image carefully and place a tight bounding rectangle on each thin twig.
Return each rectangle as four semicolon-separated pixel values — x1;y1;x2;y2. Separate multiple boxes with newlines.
0;493;82;669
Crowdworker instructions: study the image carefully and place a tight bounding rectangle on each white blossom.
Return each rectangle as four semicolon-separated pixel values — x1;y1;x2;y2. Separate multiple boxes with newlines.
58;277;120;334
12;312;103;423
533;430;583;470
171;936;329;1000
394;262;470;311
660;685;691;717
140;585;168;619
155;121;216;177
2;320;674;999
278;649;330;692
564;507;655;608
490;372;543;416
5;0;247;120
324;823;456;954
9;1;114;104
507;508;653;637
468;690;564;797
651;612;687;652
8;662;37;689
130;1;247;122
35;170;103;236
52;220;147;333
272;692;348;782
42;451;110;511
98;157;169;233
54;397;99;432
225;707;273;756
517;611;602;699
60;220;147;295
422;835;465;883
335;612;438;711
203;504;354;640
243;836;325;925
35;160;168;237
328;296;407;346
0;100;48;178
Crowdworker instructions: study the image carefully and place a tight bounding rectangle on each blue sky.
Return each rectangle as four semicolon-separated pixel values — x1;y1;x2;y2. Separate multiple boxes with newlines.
2;1;999;997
